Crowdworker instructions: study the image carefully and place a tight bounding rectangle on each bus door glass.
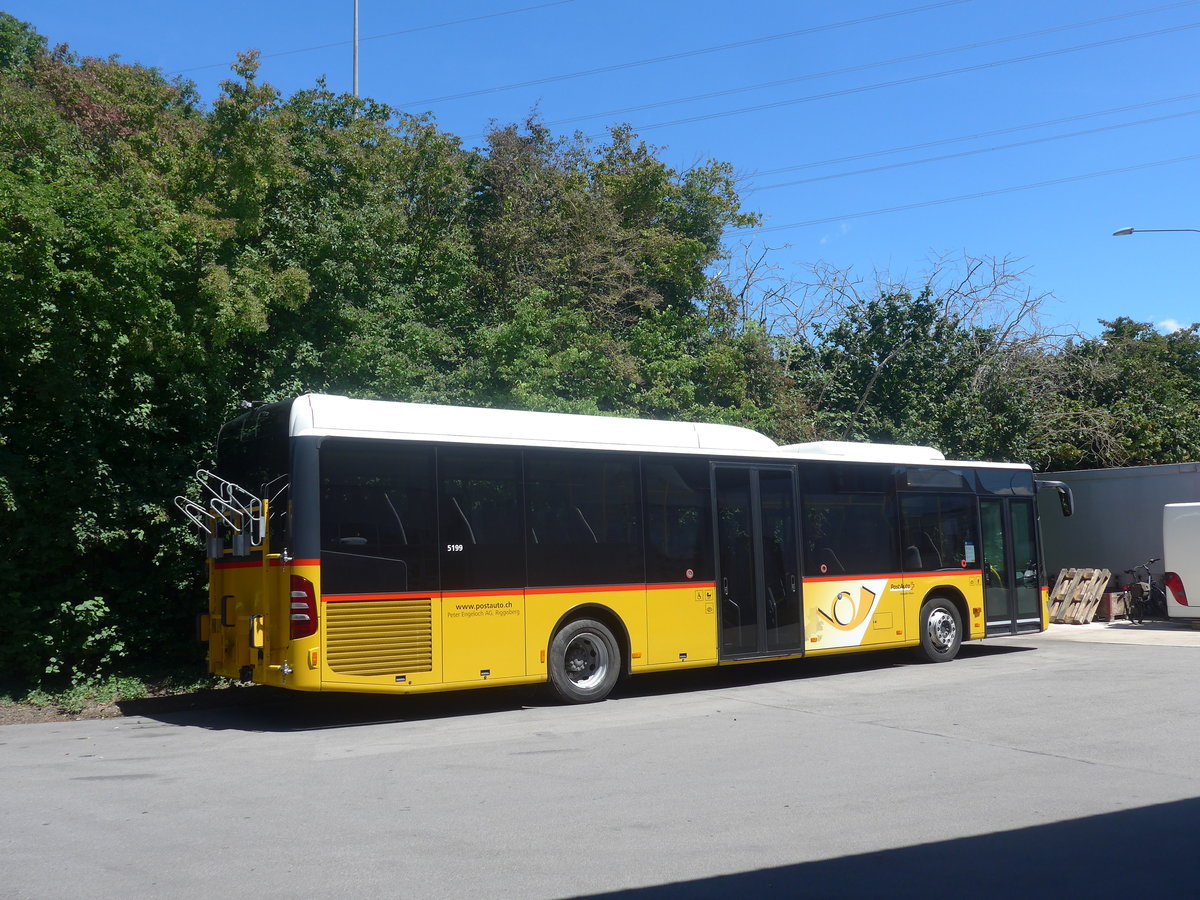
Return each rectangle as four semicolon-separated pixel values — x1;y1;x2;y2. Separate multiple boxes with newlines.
1011;501;1040;624
981;498;1040;634
714;466;802;658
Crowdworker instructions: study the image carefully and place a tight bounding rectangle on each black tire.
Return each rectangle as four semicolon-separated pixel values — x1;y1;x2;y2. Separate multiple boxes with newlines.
913;597;962;663
1129;592;1144;624
547;618;621;703
1150;586;1168;620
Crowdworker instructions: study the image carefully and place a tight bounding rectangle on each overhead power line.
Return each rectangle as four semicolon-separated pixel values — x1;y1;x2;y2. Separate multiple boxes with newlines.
169;0;585;75
741;92;1200;181
747;107;1200;193
735;155;1200;234
399;0;975;106
620;20;1200;135
543;1;1200;129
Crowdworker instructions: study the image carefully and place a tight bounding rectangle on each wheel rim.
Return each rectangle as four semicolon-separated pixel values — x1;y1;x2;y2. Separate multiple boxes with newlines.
926;607;957;651
564;632;610;690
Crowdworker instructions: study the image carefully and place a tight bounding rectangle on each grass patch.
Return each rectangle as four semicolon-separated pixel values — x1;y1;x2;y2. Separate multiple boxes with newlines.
21;676;146;714
2;671;231;715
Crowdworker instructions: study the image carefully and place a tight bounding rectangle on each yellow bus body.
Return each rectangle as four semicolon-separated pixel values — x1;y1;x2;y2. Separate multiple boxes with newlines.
204;561;1038;694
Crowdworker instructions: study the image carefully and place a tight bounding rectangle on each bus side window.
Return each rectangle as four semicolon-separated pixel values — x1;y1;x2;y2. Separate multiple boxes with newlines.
899;494;979;572
438;447;525;591
643;457;713;584
802;494;898;577
525;450;643;587
318;440;437;594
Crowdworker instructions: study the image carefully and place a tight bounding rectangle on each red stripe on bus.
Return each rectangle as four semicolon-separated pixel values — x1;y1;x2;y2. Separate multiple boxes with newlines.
527;584;648;596
214;557;320;570
323;592;433;603
321;582;718;603
522;583;715;596
804;570;983;583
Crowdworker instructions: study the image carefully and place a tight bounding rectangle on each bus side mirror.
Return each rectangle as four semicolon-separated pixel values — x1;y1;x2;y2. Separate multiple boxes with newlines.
1036;480;1074;517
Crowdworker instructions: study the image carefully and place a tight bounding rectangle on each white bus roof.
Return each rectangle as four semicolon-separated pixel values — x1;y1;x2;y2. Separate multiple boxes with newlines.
780;440;945;463
288;394;1027;470
290;394;777;455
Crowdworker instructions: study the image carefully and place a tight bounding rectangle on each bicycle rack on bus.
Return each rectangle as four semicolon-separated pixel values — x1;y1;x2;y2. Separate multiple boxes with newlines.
174;469;265;559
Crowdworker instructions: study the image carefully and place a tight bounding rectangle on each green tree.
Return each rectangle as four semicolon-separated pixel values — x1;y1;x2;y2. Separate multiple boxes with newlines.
0;11;46;73
0;20;778;686
1052;318;1200;468
739;254;1098;465
0;30;207;680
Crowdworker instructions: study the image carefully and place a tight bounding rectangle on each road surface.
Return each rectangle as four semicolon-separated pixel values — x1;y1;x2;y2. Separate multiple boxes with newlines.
3;622;1199;898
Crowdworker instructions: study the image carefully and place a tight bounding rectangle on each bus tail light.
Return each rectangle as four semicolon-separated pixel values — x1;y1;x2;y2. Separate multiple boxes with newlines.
1165;572;1189;607
290;575;318;639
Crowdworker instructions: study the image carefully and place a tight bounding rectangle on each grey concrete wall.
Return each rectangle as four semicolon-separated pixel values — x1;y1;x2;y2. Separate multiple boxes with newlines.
1036;462;1200;586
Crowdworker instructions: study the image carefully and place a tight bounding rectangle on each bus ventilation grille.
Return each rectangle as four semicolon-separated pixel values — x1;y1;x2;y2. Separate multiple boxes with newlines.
326;599;434;676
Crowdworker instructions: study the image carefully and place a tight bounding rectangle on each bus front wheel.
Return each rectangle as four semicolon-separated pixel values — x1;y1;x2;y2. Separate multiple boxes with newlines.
548;618;621;703
914;597;961;663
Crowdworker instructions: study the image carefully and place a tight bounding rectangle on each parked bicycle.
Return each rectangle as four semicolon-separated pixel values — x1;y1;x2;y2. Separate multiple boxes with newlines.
1122;557;1168;623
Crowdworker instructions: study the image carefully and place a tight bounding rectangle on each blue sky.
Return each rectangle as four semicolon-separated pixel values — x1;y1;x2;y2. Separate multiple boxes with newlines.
8;0;1199;337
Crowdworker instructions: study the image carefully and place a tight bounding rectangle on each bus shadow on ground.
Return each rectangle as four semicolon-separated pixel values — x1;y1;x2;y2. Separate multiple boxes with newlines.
116;684;541;733
118;641;1031;733
614;642;1027;701
571;796;1200;899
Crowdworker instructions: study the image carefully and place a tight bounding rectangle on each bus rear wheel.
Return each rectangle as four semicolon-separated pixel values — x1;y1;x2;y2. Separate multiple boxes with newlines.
548;618;620;703
914;597;961;663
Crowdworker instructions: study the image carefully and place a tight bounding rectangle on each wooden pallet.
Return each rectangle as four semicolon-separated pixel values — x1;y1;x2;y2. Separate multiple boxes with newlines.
1048;568;1112;624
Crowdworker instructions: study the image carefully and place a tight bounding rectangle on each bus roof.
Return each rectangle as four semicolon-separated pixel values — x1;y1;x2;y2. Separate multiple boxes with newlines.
287;394;1028;470
290;394;777;455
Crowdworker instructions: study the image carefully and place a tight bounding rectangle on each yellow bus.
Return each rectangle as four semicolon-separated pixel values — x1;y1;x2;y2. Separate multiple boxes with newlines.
178;394;1072;703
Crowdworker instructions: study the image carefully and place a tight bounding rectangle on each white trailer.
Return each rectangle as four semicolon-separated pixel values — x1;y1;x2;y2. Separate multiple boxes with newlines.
1163;503;1200;619
1036;462;1200;587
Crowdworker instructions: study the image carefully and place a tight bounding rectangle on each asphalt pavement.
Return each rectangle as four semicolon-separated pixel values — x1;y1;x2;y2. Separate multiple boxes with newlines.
3;622;1200;899
1040;618;1200;645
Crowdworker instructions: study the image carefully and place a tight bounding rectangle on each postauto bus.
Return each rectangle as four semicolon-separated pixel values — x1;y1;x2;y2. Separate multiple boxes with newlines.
178;394;1071;703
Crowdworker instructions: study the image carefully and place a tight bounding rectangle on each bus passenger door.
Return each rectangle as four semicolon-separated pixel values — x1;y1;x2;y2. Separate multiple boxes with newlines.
981;498;1041;635
714;466;803;658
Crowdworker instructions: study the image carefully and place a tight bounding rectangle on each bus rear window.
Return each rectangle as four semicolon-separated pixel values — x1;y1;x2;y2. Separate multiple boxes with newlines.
216;401;291;496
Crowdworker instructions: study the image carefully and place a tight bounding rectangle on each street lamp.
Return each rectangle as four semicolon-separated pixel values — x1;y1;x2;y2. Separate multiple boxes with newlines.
1112;226;1200;236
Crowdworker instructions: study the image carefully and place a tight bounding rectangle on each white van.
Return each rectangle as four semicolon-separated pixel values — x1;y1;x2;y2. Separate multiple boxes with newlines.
1163;503;1200;619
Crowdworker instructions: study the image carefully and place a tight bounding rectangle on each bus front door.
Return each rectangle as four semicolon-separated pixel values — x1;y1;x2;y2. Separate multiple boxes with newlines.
714;466;803;658
980;498;1042;635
